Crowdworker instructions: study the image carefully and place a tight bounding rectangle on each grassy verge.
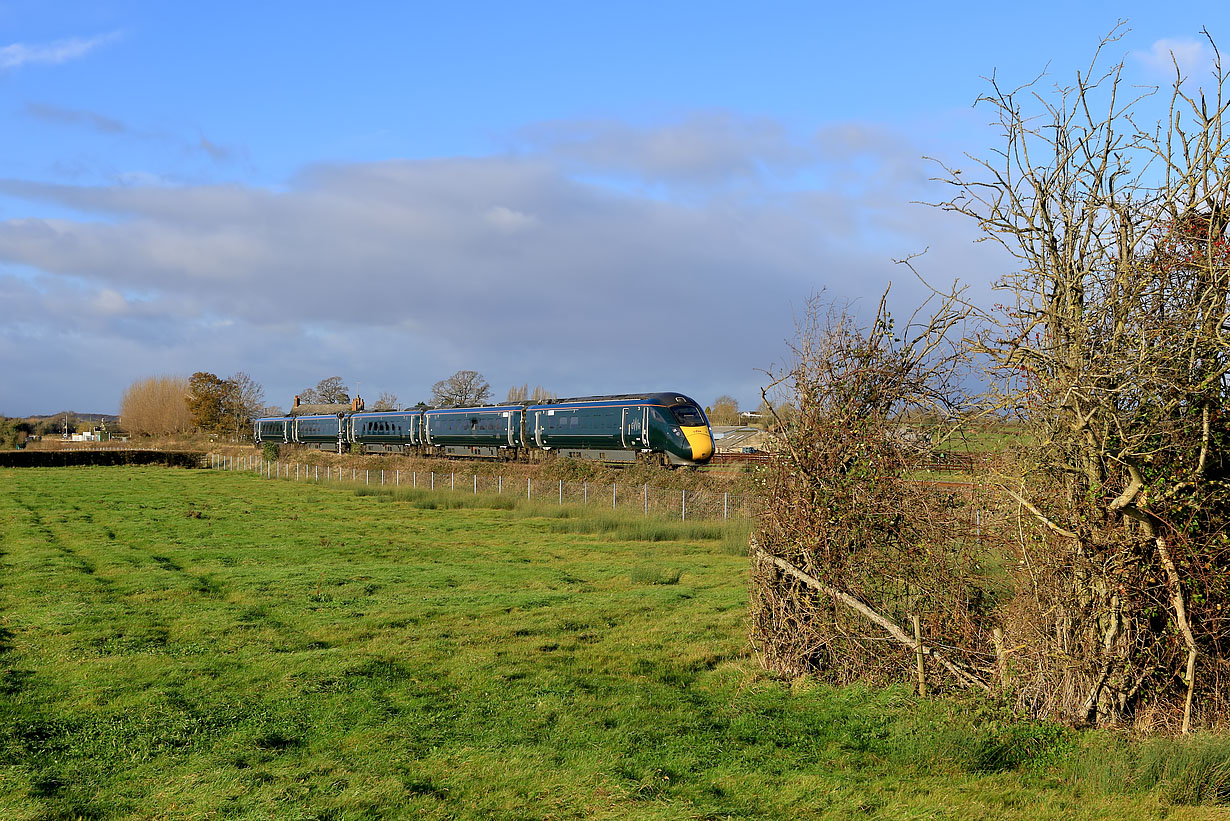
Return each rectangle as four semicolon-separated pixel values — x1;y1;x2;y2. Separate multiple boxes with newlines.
0;466;1225;819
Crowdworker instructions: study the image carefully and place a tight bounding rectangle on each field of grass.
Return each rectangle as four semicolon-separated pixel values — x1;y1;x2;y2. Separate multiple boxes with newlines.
1;466;1227;819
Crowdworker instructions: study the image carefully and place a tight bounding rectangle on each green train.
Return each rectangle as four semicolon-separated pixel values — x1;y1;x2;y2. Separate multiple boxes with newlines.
254;392;715;467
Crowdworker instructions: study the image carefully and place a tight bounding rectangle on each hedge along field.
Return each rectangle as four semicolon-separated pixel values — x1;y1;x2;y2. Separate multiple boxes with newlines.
0;467;1224;820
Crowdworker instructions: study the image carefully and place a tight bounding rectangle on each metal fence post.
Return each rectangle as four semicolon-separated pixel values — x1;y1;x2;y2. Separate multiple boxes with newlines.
682;489;686;521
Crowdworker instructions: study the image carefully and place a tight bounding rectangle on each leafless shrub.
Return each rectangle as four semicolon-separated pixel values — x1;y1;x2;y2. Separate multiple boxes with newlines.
749;289;987;691
933;28;1230;730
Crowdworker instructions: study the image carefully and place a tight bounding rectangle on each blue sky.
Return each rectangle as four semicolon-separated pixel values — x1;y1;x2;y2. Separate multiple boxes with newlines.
1;1;1228;416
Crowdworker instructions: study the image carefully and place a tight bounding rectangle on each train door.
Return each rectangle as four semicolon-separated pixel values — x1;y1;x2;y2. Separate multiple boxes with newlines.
621;406;649;449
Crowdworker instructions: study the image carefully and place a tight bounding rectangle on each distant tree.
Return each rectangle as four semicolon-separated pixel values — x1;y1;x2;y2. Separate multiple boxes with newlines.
0;417;19;449
530;386;556;403
120;376;193;436
187;371;266;439
506;384;556;403
32;416;68;437
756;397;795;430
372;391;399;411
187;372;228;432
432;370;491;407
225;372;265;438
709;395;740;426
299;376;350;404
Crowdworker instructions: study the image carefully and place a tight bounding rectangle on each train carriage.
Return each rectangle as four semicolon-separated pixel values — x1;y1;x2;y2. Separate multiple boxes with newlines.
255;417;292;443
424;405;524;458
293;414;344;449
349;411;423;453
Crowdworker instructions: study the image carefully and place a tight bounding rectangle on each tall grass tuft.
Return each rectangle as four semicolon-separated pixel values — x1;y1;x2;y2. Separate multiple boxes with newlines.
1055;732;1230;805
629;566;683;585
543;513;726;542
720;519;754;555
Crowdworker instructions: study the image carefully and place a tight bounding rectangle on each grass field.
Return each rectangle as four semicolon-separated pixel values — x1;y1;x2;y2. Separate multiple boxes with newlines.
1;466;1227;819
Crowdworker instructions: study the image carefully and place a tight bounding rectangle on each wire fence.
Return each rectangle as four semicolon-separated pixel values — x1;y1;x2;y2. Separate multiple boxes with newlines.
208;453;754;521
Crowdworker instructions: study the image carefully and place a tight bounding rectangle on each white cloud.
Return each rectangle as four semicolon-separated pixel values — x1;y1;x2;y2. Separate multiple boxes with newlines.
484;205;539;233
0;32;119;70
1134;37;1216;80
517;111;813;185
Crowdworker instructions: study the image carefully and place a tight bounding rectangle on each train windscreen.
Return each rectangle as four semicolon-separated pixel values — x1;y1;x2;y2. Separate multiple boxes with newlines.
670;404;706;427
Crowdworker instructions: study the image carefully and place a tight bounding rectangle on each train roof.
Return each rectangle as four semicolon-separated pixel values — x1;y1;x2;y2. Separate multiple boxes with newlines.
256;393;703;421
530;392;698;406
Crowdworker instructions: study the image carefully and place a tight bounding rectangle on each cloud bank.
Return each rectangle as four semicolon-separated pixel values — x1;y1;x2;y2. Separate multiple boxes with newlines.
0;114;1000;415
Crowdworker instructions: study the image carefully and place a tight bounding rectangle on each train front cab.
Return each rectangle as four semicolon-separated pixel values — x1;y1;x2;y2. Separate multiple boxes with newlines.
528;394;715;466
647;395;714;466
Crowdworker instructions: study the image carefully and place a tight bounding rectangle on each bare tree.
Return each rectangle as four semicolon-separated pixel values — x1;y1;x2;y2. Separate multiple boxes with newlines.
299;376;350;404
506;384;555;403
432;370;491;407
934;28;1230;729
529;385;556;403
709;395;740;426
120;375;193;436
224;372;264;439
372;391;399;411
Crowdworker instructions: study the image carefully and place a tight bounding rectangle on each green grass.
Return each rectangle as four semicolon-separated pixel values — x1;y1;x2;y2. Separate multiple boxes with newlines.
0;466;1225;819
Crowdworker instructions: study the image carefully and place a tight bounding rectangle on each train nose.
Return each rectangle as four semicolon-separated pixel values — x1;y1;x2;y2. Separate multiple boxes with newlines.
681;426;714;463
